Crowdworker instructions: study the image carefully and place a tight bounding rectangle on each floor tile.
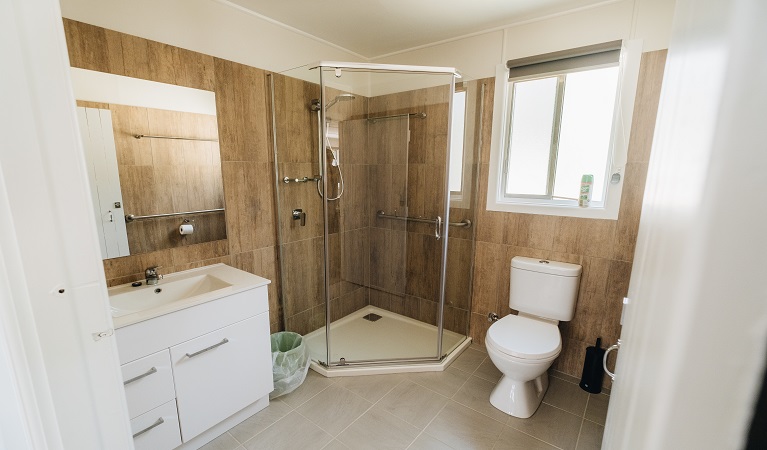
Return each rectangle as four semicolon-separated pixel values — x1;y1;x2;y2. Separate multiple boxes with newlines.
474;359;502;383
406;366;471;397
228;399;293;444
550;370;581;385
280;370;335;408
378;380;449;429
337;407;420;449
297;384;372;436
576;420;604;450
243;411;333;450
542;376;589;416
408;433;455;449
452;375;509;423
200;432;240;450
322;439;351;449
507;403;582;450
334;373;405;403
424;401;505;450
493;426;559;450
470;342;487;354
449;347;486;374
584;394;609;425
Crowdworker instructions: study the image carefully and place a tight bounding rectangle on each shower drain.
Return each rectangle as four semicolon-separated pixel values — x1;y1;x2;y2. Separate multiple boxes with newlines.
362;313;382;322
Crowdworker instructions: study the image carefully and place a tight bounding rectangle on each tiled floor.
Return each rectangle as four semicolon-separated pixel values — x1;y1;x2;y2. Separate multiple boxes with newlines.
202;344;609;450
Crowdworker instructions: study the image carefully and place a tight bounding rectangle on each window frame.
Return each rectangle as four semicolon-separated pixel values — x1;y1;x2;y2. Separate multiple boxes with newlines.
487;40;644;220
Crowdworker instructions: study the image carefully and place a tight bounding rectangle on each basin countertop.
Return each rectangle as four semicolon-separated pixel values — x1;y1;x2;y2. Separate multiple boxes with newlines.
109;263;270;329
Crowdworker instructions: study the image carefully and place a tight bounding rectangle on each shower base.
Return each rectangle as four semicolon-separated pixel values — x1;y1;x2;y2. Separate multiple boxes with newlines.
303;305;472;377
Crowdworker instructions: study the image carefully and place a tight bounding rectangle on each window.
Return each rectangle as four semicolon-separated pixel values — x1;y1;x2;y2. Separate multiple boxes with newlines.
449;89;467;195
487;40;643;219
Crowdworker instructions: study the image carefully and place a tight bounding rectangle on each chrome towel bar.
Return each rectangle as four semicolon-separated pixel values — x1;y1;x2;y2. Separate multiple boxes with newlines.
367;112;426;123
376;210;472;228
125;208;224;222
133;134;219;142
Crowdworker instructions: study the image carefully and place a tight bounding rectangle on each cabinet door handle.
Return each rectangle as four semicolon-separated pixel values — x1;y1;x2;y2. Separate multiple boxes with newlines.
123;366;157;385
133;417;164;438
185;338;229;358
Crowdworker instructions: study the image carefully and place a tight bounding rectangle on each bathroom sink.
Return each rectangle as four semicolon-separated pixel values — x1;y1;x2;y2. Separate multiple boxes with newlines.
108;263;270;328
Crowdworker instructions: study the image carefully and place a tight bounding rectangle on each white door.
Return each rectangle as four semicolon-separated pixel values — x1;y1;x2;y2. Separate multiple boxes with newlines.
602;0;767;448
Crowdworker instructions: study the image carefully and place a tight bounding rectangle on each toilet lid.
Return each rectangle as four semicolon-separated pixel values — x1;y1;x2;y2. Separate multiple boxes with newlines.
486;315;561;360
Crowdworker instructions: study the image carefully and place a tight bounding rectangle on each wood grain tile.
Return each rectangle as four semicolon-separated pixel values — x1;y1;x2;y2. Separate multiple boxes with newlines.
627;50;668;164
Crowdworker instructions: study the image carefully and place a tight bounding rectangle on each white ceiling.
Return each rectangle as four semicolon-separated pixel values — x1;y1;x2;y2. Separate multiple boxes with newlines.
227;0;613;59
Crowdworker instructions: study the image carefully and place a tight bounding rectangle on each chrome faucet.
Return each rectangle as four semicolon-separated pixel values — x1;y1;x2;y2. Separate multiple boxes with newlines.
145;266;163;285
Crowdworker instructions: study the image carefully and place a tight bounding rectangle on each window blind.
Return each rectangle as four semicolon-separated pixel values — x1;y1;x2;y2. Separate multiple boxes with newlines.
507;40;622;79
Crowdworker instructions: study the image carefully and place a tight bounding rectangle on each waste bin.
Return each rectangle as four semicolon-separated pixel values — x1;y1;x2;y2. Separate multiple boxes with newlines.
269;332;310;399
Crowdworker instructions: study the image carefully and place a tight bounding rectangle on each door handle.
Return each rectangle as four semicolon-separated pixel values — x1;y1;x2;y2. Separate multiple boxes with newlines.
435;216;442;240
603;339;621;381
185;338;229;358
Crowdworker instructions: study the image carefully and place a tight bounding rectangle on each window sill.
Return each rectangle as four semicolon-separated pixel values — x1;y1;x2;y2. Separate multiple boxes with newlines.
486;197;620;220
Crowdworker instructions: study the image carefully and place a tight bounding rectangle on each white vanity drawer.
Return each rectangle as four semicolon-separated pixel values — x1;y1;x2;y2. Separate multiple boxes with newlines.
170;312;273;442
130;399;181;450
121;349;176;419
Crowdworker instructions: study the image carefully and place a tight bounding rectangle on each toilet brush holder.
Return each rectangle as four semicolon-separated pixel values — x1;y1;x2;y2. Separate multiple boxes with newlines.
579;337;605;393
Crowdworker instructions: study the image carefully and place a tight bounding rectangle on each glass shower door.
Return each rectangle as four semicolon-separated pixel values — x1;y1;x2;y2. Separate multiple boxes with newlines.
320;66;457;366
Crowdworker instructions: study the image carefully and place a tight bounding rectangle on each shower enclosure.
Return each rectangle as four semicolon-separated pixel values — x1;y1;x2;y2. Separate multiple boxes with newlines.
268;62;482;375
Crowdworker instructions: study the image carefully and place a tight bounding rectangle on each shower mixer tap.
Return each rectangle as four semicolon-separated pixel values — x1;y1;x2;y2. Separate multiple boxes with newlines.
292;209;306;226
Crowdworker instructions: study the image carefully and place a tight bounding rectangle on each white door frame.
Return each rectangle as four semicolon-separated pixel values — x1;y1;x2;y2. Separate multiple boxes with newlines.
0;0;133;448
603;0;767;448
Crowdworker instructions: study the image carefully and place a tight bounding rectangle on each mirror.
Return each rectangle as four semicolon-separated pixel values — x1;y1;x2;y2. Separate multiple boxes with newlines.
72;68;226;260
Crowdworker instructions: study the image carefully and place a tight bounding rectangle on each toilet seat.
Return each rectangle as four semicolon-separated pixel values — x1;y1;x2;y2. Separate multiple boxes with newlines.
486;314;561;360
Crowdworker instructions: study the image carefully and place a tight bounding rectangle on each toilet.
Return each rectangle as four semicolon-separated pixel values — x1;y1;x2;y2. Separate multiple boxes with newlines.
486;256;582;418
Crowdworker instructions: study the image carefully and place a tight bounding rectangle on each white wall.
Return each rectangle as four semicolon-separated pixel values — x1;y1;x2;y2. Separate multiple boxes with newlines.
59;0;365;73
374;0;676;80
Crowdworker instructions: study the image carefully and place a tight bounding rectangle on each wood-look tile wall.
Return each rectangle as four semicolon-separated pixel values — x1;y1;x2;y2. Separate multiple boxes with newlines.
366;82;479;336
64;19;281;331
468;51;668;385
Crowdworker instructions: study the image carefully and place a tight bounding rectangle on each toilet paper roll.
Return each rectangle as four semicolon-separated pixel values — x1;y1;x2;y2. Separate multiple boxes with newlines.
179;223;194;235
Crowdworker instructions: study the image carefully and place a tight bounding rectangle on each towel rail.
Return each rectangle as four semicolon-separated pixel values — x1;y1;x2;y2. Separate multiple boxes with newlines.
125;208;224;222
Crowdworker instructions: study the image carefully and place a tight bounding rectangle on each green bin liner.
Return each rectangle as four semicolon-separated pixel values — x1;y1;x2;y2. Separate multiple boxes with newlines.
269;332;310;399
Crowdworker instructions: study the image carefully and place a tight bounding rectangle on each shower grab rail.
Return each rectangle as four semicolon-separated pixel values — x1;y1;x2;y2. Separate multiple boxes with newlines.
376;210;472;229
283;175;322;184
367;112;426;123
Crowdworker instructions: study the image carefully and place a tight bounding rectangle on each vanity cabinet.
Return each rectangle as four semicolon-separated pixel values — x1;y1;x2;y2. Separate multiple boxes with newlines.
115;283;273;450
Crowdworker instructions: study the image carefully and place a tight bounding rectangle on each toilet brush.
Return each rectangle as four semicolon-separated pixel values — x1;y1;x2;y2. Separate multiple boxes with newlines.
579;337;606;393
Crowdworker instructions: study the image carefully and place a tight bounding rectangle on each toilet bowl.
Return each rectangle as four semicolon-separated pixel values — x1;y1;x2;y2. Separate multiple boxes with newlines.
486;314;561;418
485;257;581;418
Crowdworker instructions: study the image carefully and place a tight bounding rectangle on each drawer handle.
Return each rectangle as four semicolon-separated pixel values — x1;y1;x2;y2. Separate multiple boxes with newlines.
123;367;157;386
133;417;164;438
185;338;229;358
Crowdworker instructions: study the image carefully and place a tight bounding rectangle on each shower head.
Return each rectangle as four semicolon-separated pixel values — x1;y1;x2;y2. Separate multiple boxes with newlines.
325;93;356;110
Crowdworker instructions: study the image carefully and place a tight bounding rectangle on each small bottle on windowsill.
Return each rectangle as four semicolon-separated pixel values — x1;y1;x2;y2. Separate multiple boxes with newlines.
579;174;594;207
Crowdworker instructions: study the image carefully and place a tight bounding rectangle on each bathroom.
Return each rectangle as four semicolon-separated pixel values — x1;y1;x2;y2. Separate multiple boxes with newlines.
1;0;766;449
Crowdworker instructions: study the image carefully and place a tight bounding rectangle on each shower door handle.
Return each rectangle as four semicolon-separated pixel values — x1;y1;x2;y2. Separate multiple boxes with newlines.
435;216;442;240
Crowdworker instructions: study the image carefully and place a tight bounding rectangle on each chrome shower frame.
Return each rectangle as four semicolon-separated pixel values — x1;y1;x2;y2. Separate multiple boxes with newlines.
313;62;461;369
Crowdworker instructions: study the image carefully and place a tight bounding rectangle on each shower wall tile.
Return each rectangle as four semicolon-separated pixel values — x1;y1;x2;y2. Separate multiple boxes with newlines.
469;50;668;383
221;161;276;254
405;232;441;302
214;58;270;163
342;228;369;288
445;237;473;311
272;74;320;164
281;237;324;318
369;227;407;295
339;164;369;232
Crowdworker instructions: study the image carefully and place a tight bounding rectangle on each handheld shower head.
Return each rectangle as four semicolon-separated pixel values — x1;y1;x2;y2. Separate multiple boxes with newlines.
325;93;356;110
